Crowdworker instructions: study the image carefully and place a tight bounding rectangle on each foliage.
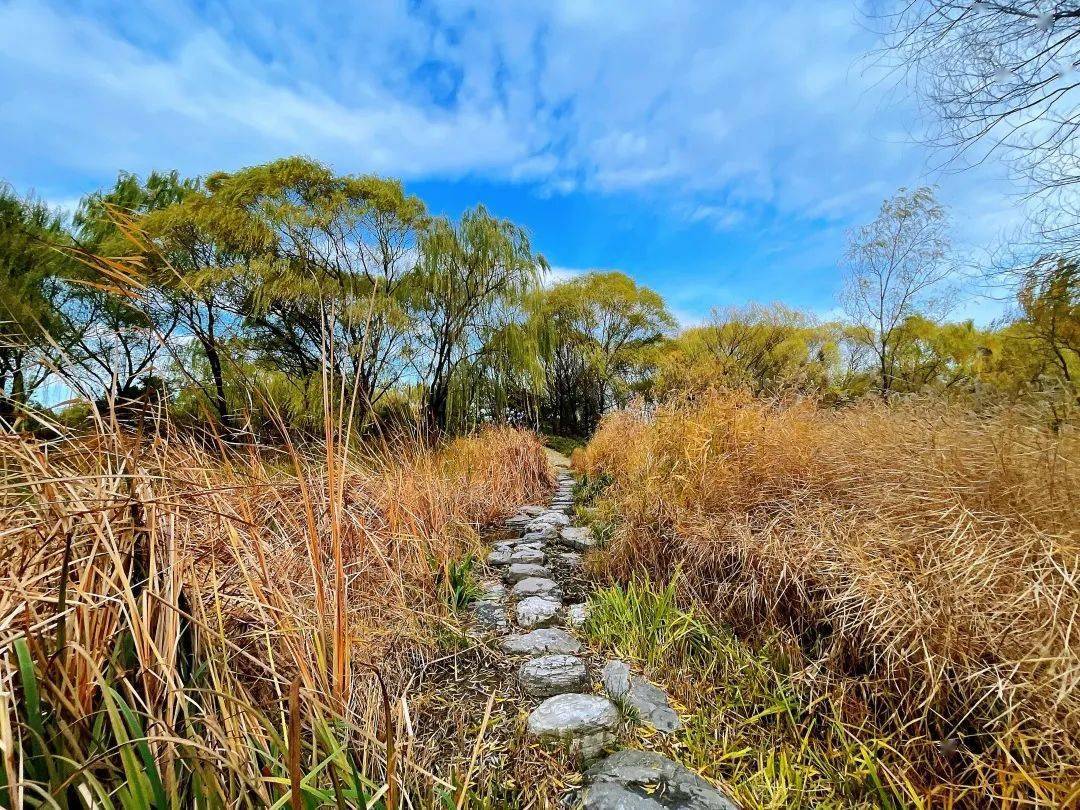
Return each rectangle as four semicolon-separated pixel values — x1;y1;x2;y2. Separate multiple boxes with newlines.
535;270;674;436
0;185;74;426
654;303;840;400
1;419;551;807
411;204;547;432
576;390;1079;806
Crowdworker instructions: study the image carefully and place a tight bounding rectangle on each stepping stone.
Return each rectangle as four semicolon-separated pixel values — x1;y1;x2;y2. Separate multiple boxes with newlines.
513;539;545;551
471;601;507;633
500;628;581;656
512;576;562;600
486;548;512;566
530;511;571;529
516;596;561;628
559;526;596;550
479;579;506;603
522;522;557;542
504;563;551;583
518;654;589;697
558;551;583;567
510;548;545;565
506;514;532;527
583;750;739;809
520;505;547;516
566;603;588;628
523;524;558;542
526;694;619;761
601;661;681;732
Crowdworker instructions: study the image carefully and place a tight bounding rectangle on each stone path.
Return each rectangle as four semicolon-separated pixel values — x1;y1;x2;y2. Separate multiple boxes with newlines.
471;469;739;809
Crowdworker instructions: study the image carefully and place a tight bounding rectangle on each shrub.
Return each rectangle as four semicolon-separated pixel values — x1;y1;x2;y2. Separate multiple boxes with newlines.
576;391;1079;806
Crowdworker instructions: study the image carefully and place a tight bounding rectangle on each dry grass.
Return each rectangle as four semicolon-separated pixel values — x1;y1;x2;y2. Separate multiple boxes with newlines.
0;419;551;807
575;391;1079;807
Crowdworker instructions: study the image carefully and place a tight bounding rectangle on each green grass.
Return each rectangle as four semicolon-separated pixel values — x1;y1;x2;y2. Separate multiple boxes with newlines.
439;553;483;612
542;435;586;457
583;578;921;809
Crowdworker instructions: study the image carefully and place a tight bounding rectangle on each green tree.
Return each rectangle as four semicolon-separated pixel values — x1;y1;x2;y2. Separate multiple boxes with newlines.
0;185;74;427
71;171;195;410
413;205;547;433
659;303;838;399
537;271;674;434
192;158;428;427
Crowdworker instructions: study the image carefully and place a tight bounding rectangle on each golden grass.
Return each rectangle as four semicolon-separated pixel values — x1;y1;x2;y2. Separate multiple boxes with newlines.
576;391;1079;806
0;420;551;806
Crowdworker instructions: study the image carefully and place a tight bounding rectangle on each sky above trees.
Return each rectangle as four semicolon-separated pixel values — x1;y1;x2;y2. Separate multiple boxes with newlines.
1;0;1026;324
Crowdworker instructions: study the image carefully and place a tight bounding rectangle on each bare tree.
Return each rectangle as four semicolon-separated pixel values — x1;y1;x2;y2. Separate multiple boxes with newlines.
872;2;1080;265
842;186;954;395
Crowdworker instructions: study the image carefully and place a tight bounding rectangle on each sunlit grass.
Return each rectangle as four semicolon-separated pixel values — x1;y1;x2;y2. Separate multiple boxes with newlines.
576;391;1080;807
0;421;551;807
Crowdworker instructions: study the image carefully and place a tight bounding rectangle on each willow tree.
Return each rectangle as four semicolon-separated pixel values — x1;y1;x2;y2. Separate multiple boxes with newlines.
537;271;674;435
72;171;195;410
0;186;74;427
655;304;839;400
170;158;428;427
412;206;547;433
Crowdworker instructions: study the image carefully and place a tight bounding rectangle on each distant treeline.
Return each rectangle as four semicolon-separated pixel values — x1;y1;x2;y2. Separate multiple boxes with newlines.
1;163;1077;438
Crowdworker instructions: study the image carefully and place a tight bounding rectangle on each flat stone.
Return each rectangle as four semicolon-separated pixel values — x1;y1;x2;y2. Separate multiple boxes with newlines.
500;628;582;656
520;505;547;516
504;563;551;583
523;524;558;542
516;596;562;628
526;694;619;761
566;603;588;628
559;526;596;550
506;514;532;527
512;576;562;600
601;661;682;732
479;579;506;603
471;601;507;633
510;548;545;565
530;511;571;528
559;551;583;567
513;541;545;553
518;654;589;697
583;750;739;809
486;548;512;566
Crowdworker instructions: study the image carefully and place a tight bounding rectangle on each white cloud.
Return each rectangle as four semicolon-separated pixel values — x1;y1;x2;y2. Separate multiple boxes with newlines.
0;0;1028;257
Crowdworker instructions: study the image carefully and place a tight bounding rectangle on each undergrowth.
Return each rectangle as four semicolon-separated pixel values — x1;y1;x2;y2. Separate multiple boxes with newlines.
584;578;919;809
576;391;1080;807
1;421;551;807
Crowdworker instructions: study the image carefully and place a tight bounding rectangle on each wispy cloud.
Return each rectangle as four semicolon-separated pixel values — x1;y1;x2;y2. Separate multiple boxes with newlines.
2;1;1017;229
0;0;1029;323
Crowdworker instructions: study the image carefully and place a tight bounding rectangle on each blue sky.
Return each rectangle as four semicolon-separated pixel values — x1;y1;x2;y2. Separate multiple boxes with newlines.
1;0;1024;325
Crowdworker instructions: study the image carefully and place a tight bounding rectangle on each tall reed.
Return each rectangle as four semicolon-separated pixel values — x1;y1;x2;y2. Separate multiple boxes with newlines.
0;418;550;807
576;391;1079;806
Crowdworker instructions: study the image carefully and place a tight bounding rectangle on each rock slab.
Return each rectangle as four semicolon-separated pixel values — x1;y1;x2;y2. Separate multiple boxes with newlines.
512;576;562;600
504;563;551;583
518;654;589;697
516;596;561;628
510;548;545;565
583;750;739;809
601;661;682;732
559;525;596;550
526;693;619;760
500;628;581;656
